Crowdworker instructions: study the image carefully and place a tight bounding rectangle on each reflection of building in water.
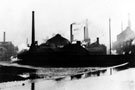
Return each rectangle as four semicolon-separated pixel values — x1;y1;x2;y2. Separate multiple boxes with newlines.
0;32;18;61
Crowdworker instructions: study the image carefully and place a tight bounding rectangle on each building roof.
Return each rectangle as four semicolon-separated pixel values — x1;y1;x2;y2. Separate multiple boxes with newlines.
46;34;70;47
117;27;135;42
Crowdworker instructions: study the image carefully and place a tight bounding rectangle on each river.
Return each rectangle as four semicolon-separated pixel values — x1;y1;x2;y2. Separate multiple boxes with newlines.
0;61;134;90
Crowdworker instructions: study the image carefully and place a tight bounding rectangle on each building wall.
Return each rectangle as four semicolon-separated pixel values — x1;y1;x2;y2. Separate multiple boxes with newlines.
117;27;135;42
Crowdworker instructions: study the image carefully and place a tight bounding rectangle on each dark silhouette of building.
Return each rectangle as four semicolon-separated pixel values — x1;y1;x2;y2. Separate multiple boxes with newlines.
16;11;131;67
85;37;106;55
46;34;70;49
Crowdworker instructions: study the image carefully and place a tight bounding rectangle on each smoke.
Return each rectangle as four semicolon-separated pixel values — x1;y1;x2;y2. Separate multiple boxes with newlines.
18;43;29;52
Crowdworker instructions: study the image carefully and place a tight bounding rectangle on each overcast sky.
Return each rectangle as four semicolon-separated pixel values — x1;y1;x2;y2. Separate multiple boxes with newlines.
0;0;135;48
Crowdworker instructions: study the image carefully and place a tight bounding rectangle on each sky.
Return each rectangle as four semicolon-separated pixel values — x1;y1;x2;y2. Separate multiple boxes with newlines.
0;0;135;49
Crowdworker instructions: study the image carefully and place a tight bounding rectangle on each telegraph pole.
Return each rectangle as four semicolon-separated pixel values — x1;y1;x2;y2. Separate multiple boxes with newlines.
109;18;111;55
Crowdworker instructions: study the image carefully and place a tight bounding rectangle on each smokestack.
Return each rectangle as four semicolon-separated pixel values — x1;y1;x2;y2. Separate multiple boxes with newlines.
84;19;89;40
3;32;5;42
84;26;89;40
31;11;35;47
128;13;131;29
70;23;75;43
84;26;86;41
97;37;99;44
70;24;73;43
121;20;123;32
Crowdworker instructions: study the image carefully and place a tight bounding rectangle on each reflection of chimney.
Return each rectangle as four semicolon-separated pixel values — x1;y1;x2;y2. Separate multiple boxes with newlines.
31;11;35;47
97;37;99;44
3;32;5;42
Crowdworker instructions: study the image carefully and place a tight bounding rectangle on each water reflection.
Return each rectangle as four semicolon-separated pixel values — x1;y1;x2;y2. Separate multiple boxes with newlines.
0;61;132;90
1;66;134;90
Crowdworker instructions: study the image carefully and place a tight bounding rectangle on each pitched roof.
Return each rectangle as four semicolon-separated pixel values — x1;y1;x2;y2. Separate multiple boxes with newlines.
46;34;70;46
117;27;135;42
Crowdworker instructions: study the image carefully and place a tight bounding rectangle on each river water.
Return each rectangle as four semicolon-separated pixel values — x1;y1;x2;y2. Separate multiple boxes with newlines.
0;62;134;90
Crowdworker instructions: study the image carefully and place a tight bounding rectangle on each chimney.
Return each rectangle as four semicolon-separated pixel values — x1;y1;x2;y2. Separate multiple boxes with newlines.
83;19;89;42
121;20;123;32
3;32;5;42
70;23;75;43
70;24;73;43
128;13;131;29
31;11;35;47
84;26;88;41
97;37;99;44
84;26;86;41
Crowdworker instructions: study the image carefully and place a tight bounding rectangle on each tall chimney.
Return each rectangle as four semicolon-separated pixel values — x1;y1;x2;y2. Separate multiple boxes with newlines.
128;13;131;29
70;23;75;43
84;19;89;40
84;26;86;41
3;32;5;42
31;11;35;47
70;24;73;43
121;20;123;32
97;37;99;44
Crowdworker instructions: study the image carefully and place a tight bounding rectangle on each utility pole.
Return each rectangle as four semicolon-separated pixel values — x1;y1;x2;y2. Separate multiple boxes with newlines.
109;18;111;55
